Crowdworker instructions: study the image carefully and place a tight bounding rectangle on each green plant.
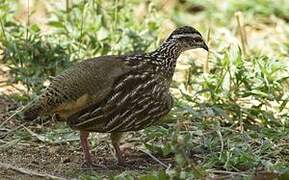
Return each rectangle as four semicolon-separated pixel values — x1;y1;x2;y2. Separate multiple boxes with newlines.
0;0;160;94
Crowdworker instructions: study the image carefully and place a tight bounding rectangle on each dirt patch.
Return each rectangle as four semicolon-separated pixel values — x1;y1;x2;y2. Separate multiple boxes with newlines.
0;97;173;179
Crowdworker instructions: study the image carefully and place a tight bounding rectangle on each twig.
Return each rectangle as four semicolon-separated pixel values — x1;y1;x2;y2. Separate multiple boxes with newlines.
203;26;211;74
0;139;30;146
0;118;38;139
216;125;224;153
235;11;247;55
138;148;169;168
66;0;70;13
0;162;67;180
113;0;119;32
0;99;36;127
22;0;30;69
25;0;30;41
207;169;249;177
0;108;24;127
0;18;7;41
0;139;20;150
77;0;86;58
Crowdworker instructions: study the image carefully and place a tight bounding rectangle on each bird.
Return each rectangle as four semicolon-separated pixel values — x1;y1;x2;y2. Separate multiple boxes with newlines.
23;26;209;168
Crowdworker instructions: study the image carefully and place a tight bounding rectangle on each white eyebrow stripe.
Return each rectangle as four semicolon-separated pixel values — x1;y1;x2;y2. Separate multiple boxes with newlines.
172;33;200;39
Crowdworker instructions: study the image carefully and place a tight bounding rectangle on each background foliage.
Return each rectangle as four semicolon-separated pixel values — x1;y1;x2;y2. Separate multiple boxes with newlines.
1;0;289;179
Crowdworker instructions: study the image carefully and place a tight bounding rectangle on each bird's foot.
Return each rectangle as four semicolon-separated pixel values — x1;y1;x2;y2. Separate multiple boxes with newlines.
117;158;126;166
80;161;107;170
115;150;127;166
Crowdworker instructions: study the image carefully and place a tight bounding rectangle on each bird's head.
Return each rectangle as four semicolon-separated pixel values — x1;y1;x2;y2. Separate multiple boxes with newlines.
168;26;209;52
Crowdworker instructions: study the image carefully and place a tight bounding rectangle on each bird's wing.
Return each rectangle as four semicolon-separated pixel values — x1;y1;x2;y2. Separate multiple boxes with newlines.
66;66;173;132
42;55;133;119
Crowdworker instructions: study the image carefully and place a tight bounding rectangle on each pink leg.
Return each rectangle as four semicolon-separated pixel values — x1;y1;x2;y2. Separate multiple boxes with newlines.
80;131;93;167
80;131;107;169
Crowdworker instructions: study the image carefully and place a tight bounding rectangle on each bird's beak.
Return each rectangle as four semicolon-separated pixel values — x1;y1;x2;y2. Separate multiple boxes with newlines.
202;42;209;51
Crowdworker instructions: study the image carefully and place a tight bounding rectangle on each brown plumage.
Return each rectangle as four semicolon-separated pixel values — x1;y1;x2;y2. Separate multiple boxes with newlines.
23;26;208;168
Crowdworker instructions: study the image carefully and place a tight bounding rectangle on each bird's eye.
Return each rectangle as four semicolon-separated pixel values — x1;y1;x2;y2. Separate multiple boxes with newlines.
194;37;202;42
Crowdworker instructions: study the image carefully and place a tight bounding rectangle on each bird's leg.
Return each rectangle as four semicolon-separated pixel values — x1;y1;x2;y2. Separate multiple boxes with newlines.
110;132;124;165
80;131;93;168
80;131;106;169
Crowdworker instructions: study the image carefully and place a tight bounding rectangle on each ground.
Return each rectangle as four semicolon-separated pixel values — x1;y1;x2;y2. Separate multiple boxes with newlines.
0;97;173;179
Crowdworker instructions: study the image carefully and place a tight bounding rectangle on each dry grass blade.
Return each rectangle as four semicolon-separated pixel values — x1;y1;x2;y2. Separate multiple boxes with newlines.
0;162;67;180
138;148;169;168
235;11;248;55
208;169;249;177
0;118;38;139
0;99;36;127
0;139;19;150
203;26;211;74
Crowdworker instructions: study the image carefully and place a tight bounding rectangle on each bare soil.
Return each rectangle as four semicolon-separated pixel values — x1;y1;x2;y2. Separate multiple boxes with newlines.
0;97;172;179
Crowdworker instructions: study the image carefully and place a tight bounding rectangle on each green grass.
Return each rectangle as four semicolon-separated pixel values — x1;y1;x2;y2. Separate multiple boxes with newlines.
1;0;289;179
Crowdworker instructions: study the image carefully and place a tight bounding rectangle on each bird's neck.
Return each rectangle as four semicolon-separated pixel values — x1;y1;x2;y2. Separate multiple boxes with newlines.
151;38;183;59
148;39;183;78
125;39;183;79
